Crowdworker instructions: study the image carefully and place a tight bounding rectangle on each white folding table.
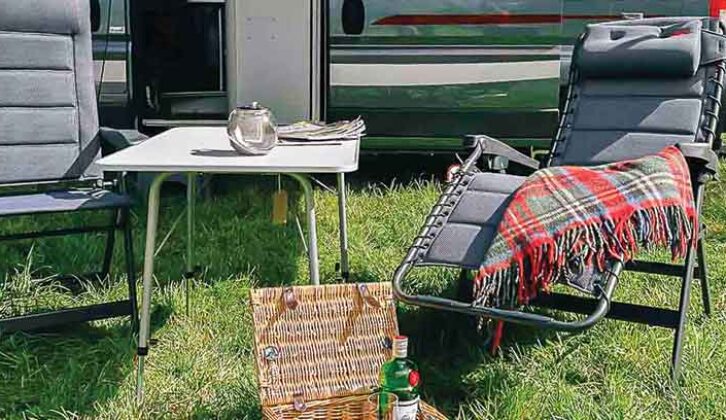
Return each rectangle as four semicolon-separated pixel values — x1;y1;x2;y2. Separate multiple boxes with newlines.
96;126;360;399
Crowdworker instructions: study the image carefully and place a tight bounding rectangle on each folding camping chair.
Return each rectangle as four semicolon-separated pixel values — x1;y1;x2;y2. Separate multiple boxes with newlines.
0;0;142;332
393;17;725;380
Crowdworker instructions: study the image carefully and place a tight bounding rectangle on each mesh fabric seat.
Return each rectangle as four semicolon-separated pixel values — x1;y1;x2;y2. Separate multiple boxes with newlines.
421;172;524;269
0;190;131;217
394;17;725;380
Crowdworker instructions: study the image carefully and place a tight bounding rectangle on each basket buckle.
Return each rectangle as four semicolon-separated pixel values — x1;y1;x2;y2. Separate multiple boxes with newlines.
282;287;298;310
357;283;381;309
263;346;281;361
293;391;307;412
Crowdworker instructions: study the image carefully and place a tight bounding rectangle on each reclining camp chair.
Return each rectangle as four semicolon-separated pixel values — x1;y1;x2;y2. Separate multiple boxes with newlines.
393;17;724;380
0;0;142;332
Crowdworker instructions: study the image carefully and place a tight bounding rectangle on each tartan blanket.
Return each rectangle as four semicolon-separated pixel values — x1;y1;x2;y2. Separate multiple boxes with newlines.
474;145;697;308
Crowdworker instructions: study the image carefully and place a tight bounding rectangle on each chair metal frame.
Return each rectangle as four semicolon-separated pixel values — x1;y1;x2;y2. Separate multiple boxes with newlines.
393;24;724;380
0;175;138;333
0;0;143;334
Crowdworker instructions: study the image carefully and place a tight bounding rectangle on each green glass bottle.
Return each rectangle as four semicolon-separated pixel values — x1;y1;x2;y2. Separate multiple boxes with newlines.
380;335;421;420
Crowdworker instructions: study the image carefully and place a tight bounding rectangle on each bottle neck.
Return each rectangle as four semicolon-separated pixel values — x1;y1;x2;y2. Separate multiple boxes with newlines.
392;336;408;359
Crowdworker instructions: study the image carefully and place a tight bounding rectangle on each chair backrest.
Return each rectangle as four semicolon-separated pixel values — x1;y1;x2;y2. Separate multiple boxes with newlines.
0;0;101;185
550;17;726;167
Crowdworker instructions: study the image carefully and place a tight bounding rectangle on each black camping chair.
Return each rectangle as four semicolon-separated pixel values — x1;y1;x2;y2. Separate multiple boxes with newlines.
0;0;143;332
393;17;725;380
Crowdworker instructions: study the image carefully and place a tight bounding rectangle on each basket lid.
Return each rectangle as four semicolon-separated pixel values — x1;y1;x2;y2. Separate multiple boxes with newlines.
250;282;399;409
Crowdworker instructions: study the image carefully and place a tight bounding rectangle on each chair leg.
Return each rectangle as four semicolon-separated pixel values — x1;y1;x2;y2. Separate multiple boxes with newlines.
122;207;139;333
457;269;473;302
671;246;697;382
100;210;118;279
671;186;704;382
696;234;711;317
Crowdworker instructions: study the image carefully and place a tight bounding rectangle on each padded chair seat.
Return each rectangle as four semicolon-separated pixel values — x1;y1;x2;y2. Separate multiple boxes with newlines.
0;189;130;217
421;172;526;269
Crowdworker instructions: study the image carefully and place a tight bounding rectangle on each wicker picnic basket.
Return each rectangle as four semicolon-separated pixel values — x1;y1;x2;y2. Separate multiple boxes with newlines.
250;282;448;419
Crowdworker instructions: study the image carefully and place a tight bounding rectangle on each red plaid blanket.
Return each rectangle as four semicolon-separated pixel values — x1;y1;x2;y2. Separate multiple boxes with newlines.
474;146;697;308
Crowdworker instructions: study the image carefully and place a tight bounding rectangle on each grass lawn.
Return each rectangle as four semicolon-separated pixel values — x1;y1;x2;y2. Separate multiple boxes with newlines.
1;156;725;419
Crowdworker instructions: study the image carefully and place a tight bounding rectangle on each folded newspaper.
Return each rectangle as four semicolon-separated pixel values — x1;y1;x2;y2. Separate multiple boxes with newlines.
277;117;365;141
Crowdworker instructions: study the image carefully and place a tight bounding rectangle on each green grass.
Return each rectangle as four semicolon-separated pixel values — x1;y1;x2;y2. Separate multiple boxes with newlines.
1;160;726;419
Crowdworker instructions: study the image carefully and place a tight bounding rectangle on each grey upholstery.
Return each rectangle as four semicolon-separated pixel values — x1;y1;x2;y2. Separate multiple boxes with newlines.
421;172;525;268
419;17;724;268
0;190;130;217
554;70;708;165
0;1;139;334
554;17;726;167
579;20;702;78
0;0;101;184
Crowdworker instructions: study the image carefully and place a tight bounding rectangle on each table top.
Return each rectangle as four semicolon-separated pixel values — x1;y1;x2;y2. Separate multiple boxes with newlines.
97;127;360;174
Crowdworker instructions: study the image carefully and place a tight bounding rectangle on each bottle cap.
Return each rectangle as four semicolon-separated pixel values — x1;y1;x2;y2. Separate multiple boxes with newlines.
392;335;408;358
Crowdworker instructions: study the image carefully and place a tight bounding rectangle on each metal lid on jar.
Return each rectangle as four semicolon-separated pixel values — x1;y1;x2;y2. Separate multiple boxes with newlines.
237;101;265;110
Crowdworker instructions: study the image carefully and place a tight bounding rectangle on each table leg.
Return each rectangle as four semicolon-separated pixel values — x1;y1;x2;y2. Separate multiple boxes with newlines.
136;172;171;402
286;174;320;285
336;173;350;281
185;173;197;315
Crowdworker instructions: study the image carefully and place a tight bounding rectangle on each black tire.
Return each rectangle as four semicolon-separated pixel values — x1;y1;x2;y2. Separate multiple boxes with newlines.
342;0;365;36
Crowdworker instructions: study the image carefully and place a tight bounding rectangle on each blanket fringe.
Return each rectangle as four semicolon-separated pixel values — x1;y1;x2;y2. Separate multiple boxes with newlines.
473;204;696;308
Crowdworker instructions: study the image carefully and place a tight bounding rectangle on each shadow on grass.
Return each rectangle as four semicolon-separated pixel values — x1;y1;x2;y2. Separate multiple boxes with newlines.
0;178;306;291
392;273;566;417
158;177;305;288
191;405;262;420
0;304;172;418
349;268;487;415
148;154;466;288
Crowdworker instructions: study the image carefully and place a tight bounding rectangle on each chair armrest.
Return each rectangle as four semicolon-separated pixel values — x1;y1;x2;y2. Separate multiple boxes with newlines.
464;135;540;171
676;142;720;184
99;127;148;155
